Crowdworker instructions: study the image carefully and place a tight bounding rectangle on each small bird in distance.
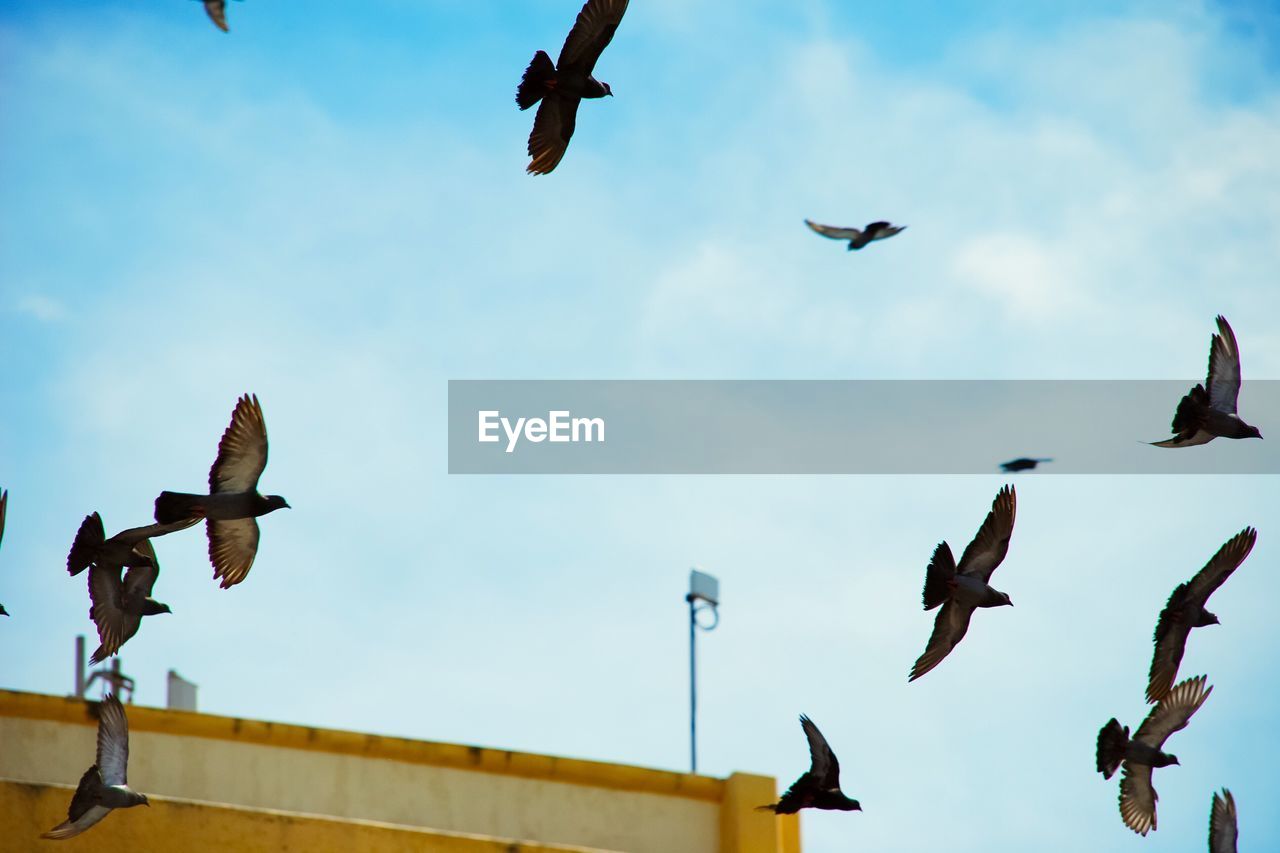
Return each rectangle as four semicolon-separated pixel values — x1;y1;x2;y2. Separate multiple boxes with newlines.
1000;457;1052;473
804;219;906;251
758;715;861;815
1151;316;1261;447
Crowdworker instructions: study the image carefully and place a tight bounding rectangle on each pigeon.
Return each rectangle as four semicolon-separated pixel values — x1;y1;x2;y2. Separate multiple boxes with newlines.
154;394;289;588
87;539;172;665
1151;316;1262;447
1209;789;1237;853
41;693;149;839
1147;527;1255;703
67;512;198;578
516;0;629;175
1095;675;1213;836
804;219;906;251
1000;457;1052;473
758;715;861;814
202;0;231;32
0;487;7;616
910;485;1016;682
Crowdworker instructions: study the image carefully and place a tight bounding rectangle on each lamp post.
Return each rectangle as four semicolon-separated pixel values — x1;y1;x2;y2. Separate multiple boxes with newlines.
686;568;720;774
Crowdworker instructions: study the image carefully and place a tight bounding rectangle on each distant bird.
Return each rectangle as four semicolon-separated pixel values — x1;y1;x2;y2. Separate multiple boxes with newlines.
758;715;861;815
1147;528;1255;703
1151;316;1262;447
910;485;1016;681
1096;675;1213;836
0;487;7;616
516;0;629;175
154;394;289;588
1209;789;1237;853
804;219;906;251
88;540;171;665
1000;457;1052;473
67;512;198;577
41;694;149;839
201;0;233;32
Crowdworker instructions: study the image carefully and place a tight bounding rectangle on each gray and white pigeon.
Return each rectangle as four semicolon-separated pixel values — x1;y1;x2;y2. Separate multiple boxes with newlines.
67;512;197;578
154;393;289;588
516;0;629;175
804;219;906;251
1151;316;1262;447
1209;789;1238;853
1147;528;1255;703
88;539;172;665
910;485;1016;681
1000;457;1052;473
41;694;149;839
0;488;8;616
758;715;861;815
1096;675;1213;836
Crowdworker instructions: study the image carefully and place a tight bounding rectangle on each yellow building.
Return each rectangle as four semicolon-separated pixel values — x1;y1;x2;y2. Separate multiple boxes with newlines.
0;690;801;852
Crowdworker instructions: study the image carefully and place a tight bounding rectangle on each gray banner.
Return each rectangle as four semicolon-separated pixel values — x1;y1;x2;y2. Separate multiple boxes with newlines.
447;380;1278;474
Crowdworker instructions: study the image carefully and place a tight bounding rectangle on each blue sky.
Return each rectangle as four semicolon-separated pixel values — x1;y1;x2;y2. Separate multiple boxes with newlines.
2;1;1280;850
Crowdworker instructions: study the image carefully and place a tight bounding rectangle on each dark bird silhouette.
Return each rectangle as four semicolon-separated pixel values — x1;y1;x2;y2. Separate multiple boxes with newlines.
1095;675;1212;836
1151;316;1261;447
910;485;1016;681
1147;528;1255;703
804;219;906;250
201;0;233;32
0;488;8;616
154;394;289;588
88;540;172;665
67;513;198;577
758;715;861;814
516;0;629;174
1000;457;1052;473
1210;789;1237;853
42;694;149;839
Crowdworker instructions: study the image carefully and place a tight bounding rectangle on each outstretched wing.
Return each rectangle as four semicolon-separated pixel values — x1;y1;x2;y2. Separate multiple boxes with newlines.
1206;316;1242;415
804;219;862;241
909;600;975;681
1134;675;1212;749
0;488;7;549
1118;762;1157;836
799;714;840;788
208;517;260;588
956;485;1016;582
1185;527;1255;605
1209;789;1237;853
203;0;228;32
95;694;131;786
557;0;629;76
113;516;200;547
1146;602;1191;705
527;94;580;175
210;394;270;494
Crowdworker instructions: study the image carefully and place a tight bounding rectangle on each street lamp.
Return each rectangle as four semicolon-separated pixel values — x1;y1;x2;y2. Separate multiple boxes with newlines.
686;568;720;774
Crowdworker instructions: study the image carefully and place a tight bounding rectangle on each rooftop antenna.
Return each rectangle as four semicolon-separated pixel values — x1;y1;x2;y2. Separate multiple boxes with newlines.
686;568;719;774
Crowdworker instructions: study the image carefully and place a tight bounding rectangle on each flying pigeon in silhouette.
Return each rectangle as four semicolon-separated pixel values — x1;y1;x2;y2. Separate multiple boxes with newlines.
67;513;198;578
910;485;1016;682
804;219;906;250
201;0;237;32
1147;528;1255;703
1151;316;1261;447
87;539;172;665
758;715;861;814
516;0;629;174
1000;457;1052;473
1209;789;1237;853
154;394;289;588
42;694;149;839
0;488;8;616
1096;675;1213;836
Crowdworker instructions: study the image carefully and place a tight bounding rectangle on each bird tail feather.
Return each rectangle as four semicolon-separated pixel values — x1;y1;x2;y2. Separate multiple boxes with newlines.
921;542;956;610
516;50;556;110
67;514;104;577
154;491;203;523
1096;718;1128;779
755;803;780;813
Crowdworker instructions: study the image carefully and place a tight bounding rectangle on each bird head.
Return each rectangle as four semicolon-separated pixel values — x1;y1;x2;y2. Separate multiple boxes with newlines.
1247;425;1262;439
602;82;613;97
265;495;291;512
1169;755;1180;766
1000;592;1014;607
1204;610;1221;626
845;799;863;812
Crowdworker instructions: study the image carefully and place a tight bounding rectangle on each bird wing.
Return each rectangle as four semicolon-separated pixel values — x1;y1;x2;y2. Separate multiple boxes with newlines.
96;694;130;786
1118;761;1158;836
1134;675;1212;749
526;94;580;175
799;714;839;788
208;517;260;588
956;485;1016;582
203;0;229;32
556;0;629;75
41;767;110;839
1146;597;1192;704
88;565;141;664
1206;316;1242;414
865;222;906;241
1185;527;1256;604
1210;789;1238;853
113;516;200;547
0;488;7;548
909;600;975;681
804;219;863;241
209;394;270;494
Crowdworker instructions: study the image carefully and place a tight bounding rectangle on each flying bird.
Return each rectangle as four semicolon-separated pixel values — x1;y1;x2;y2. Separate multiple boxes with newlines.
910;485;1016;681
0;488;7;616
67;513;198;577
516;0;629;174
154;394;289;588
42;694;149;840
201;0;234;32
1000;457;1052;473
1209;789;1237;853
758;715;861;814
88;539;172;665
1147;527;1255;703
1151;316;1262;447
804;219;906;251
1096;675;1213;836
